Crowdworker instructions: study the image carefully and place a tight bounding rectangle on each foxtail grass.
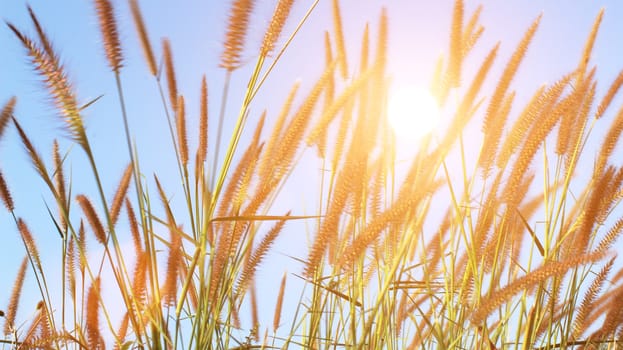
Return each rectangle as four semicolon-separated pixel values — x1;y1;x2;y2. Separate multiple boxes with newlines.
4;1;623;349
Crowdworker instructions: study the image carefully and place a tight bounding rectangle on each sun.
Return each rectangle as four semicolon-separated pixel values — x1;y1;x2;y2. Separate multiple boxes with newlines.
387;86;441;141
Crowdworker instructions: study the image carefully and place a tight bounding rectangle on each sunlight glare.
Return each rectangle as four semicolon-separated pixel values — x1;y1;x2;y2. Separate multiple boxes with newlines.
387;86;440;140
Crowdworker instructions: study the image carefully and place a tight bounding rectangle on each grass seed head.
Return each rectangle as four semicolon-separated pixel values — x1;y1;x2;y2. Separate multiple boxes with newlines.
95;0;123;71
221;0;255;71
130;0;157;75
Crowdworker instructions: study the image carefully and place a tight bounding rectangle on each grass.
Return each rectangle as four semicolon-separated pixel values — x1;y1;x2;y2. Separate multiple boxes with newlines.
1;0;623;349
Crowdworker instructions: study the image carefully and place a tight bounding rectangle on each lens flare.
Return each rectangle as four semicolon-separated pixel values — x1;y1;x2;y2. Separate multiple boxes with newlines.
387;86;440;140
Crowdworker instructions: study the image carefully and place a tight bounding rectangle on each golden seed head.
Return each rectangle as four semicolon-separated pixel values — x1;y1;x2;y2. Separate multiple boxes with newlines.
197;76;209;167
95;0;123;71
221;0;255;71
0;97;16;141
130;0;157;75
8;20;87;148
76;194;107;245
176;95;188;166
86;278;102;349
0;171;14;212
4;257;27;336
110;163;133;226
162;39;178;111
260;0;295;56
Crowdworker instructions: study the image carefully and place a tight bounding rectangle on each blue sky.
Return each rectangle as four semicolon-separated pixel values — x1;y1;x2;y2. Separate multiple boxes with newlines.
1;0;623;344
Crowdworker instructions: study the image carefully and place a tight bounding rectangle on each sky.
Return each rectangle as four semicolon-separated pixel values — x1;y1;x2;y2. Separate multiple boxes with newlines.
1;0;623;345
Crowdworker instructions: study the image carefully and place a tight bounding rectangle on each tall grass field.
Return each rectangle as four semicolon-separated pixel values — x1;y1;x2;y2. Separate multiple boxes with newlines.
2;0;623;348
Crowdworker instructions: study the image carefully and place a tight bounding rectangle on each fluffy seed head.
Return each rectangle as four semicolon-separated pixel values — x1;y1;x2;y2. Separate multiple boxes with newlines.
53;140;68;231
129;0;157;75
331;0;348;78
77;194;107;245
176;95;188;166
7;22;87;148
0;97;16;142
110;163;133;226
273;272;287;332
17;219;42;270
221;0;255;71
260;0;295;56
163;226;182;306
86;278;103;349
162;39;178;111
0;171;14;212
3;257;27;335
197;76;209;167
95;0;123;71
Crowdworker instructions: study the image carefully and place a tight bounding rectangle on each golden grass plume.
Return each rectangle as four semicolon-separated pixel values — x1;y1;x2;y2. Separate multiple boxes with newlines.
52;140;68;231
129;0;157;76
86;277;104;349
162;38;178;112
273;272;287;332
331;0;348;78
479;14;541;174
221;0;255;71
176;95;188;167
76;194;107;245
0;96;16;141
573;257;615;338
470;250;608;325
110;163;133;227
448;0;464;88
94;0;123;71
7;18;86;149
17;219;43;272
3;256;27;336
162;225;183;307
596;69;623;119
0;171;14;212
196;75;209;168
236;215;289;297
261;0;295;56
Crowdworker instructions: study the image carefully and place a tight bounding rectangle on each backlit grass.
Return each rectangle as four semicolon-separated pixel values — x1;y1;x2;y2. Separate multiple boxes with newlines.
2;1;623;349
